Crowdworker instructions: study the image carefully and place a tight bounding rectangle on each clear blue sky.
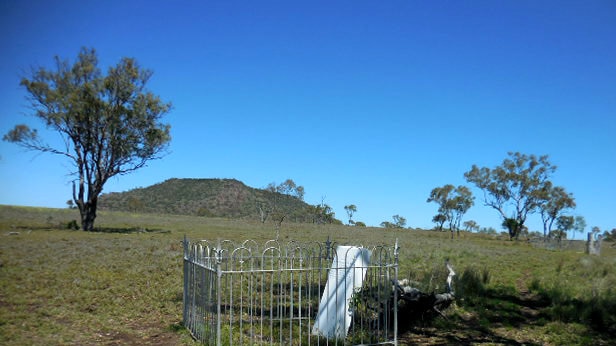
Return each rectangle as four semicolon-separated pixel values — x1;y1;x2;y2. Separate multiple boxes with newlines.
1;1;615;235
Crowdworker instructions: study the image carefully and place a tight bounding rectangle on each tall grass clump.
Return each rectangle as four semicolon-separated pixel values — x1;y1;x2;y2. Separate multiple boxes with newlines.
529;255;616;337
455;266;491;305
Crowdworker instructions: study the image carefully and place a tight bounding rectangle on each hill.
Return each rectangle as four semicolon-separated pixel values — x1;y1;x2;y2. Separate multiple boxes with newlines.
98;178;337;223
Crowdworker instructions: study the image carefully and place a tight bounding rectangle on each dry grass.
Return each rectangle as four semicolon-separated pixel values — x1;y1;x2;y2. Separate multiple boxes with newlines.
1;205;615;345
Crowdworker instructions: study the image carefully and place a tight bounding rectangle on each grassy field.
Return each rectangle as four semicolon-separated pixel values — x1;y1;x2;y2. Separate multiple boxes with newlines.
1;205;615;345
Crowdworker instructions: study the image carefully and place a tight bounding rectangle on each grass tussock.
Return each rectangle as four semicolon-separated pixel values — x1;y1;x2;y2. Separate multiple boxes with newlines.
1;205;615;345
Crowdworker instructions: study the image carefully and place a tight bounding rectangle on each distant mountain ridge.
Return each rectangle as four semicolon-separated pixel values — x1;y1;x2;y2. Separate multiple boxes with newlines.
98;178;325;222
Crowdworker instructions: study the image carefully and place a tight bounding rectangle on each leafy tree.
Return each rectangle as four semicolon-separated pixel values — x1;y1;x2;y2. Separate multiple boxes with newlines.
261;179;305;224
344;204;357;225
463;220;479;232
354;221;366;227
266;179;304;200
3;48;171;231
308;198;337;224
464;152;556;240
602;228;616;242
432;213;447;231
573;216;587;239
450;186;474;237
502;218;519;237
537;183;575;239
427;184;474;238
381;215;406;229
295;186;305;201
392;214;407;228
555;215;575;242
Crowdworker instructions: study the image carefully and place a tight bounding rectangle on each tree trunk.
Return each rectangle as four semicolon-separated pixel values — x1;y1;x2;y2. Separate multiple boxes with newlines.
73;180;99;231
80;198;98;231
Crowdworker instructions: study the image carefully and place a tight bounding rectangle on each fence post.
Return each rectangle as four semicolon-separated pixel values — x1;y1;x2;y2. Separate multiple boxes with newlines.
182;235;190;334
394;238;399;346
216;239;223;346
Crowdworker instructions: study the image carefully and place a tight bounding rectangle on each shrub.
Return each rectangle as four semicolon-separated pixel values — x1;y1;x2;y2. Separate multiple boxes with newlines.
66;220;79;230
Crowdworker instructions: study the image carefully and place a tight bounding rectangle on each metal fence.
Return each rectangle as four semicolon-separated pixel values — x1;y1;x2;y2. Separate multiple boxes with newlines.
183;237;399;345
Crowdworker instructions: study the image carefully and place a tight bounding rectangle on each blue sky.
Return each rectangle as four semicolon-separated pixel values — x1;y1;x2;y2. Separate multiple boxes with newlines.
1;1;615;235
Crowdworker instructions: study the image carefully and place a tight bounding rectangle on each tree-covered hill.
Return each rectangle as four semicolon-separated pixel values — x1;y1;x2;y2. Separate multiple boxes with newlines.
98;178;338;223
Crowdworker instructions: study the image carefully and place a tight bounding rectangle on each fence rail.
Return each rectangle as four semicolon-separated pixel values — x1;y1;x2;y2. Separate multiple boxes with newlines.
183;237;399;345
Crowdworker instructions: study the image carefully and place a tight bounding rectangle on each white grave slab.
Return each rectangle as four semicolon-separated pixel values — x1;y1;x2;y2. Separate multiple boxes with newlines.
312;246;371;339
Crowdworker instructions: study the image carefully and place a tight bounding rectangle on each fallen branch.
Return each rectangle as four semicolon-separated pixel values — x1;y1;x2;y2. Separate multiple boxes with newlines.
393;260;456;321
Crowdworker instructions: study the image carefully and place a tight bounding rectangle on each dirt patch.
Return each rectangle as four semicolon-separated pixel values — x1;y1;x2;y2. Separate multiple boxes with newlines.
90;321;181;346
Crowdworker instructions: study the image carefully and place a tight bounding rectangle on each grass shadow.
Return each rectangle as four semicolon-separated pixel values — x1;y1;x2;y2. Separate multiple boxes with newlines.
92;227;171;234
399;266;550;345
529;280;616;339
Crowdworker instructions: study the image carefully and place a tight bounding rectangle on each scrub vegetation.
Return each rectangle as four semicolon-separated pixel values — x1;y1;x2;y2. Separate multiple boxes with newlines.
1;205;614;345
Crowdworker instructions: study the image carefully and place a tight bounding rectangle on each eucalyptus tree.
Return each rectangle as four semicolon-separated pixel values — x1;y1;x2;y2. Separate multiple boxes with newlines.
381;215;407;229
344;204;357;225
464;152;556;240
538;183;576;239
427;184;474;238
602;228;616;242
3;48;171;231
573;216;587;239
463;220;479;233
554;215;575;241
432;213;447;231
312;202;337;224
261;179;306;224
450;186;474;237
392;214;407;228
266;179;304;200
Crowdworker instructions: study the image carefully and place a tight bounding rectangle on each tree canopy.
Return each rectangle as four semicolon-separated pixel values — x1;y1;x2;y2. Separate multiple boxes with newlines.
3;48;171;231
427;184;474;238
537;183;576;239
344;204;357;225
464;152;557;240
381;214;406;229
463;220;479;232
265;179;305;200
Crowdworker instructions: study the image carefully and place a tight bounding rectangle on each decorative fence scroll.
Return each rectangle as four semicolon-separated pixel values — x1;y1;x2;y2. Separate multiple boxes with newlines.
183;237;399;345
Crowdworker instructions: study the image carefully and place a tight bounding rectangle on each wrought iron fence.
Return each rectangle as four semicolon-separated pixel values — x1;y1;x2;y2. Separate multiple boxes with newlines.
183;237;399;345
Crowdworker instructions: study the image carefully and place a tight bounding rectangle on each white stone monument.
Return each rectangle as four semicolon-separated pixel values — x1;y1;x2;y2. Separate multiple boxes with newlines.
312;246;371;339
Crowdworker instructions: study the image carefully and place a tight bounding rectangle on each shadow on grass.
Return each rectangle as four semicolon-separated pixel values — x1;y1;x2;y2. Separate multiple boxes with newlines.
92;227;171;234
529;281;616;339
403;268;616;345
398;286;549;345
399;266;599;345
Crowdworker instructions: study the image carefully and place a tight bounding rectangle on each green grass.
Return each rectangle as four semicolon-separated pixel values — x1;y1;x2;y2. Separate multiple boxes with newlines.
1;205;615;345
